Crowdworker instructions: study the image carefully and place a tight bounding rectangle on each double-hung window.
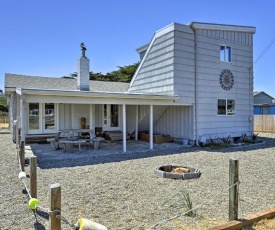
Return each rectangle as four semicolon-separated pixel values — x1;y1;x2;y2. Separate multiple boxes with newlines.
218;99;235;115
220;45;231;62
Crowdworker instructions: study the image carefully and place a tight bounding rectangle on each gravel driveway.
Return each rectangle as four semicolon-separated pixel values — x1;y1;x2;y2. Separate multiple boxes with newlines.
1;131;275;230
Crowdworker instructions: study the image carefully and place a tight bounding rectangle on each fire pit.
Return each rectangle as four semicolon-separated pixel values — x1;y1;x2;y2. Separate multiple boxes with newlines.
154;164;201;180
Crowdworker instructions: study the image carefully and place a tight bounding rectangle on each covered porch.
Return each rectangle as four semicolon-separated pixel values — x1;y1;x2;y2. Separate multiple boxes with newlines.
27;138;190;169
13;88;194;152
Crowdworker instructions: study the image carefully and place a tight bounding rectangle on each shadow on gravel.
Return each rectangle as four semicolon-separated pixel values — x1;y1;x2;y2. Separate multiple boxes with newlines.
32;210;48;230
31;135;275;170
35;146;194;169
33;222;46;230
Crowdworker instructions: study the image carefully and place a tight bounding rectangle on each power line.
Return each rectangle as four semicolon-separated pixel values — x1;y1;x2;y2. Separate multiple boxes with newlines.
253;35;275;66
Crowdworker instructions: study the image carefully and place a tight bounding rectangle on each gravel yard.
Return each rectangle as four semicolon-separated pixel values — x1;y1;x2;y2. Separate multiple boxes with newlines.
1;131;275;230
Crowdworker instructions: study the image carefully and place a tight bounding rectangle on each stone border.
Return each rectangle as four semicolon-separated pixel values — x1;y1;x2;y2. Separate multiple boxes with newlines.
208;207;275;230
154;164;201;180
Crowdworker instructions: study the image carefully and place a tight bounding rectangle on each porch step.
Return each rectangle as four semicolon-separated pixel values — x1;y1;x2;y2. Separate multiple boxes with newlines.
104;131;130;141
26;134;56;144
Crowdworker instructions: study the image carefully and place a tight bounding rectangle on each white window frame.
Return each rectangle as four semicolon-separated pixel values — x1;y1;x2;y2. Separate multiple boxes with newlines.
220;45;231;62
217;99;236;116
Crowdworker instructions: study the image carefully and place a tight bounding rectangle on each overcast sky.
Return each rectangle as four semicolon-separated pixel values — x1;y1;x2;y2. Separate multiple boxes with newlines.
1;0;274;96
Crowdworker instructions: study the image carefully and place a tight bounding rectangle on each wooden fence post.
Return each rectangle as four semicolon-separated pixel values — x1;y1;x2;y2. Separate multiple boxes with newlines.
229;159;239;221
16;127;21;149
49;183;61;230
19;140;25;172
30;156;37;198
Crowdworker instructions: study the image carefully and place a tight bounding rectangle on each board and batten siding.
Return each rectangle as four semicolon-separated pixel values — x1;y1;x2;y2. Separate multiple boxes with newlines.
126;105;193;139
58;104;73;131
154;106;193;139
195;29;254;139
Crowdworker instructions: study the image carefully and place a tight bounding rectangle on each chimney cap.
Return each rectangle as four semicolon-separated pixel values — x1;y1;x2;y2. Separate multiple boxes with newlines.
80;42;87;57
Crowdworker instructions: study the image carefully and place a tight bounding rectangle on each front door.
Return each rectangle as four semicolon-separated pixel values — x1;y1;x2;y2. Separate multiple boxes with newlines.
103;104;120;131
43;103;56;133
27;103;57;134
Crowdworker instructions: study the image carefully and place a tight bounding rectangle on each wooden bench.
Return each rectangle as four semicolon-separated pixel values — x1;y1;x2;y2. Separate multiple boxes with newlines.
58;139;86;152
47;138;59;150
47;131;62;150
92;137;105;150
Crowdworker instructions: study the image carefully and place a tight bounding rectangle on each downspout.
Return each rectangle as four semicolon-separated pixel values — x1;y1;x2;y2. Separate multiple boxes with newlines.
190;25;199;146
248;66;253;132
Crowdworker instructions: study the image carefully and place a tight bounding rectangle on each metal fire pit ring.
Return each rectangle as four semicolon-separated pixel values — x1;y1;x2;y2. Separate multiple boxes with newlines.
154;164;201;180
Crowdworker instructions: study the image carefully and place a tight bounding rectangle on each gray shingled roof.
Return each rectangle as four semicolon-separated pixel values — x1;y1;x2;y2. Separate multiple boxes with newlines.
5;73;130;93
253;91;274;99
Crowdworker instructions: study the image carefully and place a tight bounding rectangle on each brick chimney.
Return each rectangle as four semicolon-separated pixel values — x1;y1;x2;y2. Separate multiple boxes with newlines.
77;42;90;91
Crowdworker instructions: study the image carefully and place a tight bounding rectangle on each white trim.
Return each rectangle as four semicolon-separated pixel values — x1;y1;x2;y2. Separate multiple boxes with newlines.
21;98;26;141
55;103;59;132
136;43;150;53
25;94;181;106
19;88;179;101
217;98;236;116
43;103;58;133
220;45;231;63
188;22;256;33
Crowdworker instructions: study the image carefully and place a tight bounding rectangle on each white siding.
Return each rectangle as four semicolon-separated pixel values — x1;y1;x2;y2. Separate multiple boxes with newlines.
129;31;175;94
174;30;195;104
95;104;102;128
154;106;193;139
128;23;254;141
125;105;193;139
72;104;90;129
195;30;254;139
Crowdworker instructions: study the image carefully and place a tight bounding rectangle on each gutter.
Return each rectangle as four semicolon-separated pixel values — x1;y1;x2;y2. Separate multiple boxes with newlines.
19;88;180;101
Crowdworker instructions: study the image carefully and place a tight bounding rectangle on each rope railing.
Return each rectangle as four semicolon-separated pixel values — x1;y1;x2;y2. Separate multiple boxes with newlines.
17;140;108;230
16;139;243;230
147;181;240;229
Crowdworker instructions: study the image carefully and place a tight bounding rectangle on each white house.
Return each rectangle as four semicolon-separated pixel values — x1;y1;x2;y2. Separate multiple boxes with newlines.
5;21;256;151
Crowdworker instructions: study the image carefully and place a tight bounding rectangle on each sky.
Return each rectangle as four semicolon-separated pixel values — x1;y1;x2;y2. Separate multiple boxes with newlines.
0;0;274;96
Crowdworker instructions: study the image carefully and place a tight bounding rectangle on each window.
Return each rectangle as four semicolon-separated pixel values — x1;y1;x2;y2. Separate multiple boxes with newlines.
220;45;231;62
218;99;235;115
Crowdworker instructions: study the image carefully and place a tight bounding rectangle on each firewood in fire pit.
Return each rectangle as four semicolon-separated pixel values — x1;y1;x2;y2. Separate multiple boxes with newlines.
171;167;190;174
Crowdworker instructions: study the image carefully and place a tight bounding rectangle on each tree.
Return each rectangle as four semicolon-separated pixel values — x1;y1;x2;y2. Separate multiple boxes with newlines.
89;62;139;82
0;94;8;115
62;62;139;83
62;72;77;79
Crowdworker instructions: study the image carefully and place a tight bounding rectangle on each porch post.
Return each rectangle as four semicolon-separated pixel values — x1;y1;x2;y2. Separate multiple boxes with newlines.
89;104;95;130
20;96;26;141
150;104;153;150
122;104;127;152
71;104;75;129
135;105;138;141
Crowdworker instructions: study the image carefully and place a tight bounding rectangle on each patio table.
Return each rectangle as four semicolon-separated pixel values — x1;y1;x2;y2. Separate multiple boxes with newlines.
59;129;105;150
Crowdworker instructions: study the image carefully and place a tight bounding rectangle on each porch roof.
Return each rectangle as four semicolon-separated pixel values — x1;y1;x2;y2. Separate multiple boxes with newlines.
16;87;179;105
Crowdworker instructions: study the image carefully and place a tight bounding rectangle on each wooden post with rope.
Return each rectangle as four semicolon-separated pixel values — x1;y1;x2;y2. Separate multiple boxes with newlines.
49;183;61;230
17;128;21;149
30;156;37;198
229;159;239;221
19;140;25;172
